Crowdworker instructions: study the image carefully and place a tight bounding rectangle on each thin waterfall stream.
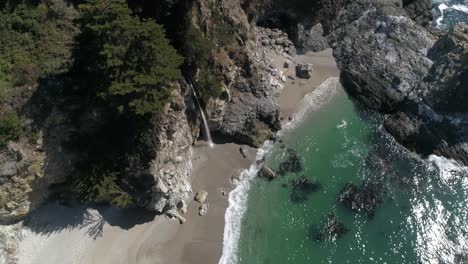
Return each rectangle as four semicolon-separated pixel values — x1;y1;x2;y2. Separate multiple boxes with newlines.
189;82;214;147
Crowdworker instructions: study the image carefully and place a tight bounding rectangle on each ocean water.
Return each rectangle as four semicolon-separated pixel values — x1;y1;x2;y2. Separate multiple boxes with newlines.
221;81;468;264
433;0;468;28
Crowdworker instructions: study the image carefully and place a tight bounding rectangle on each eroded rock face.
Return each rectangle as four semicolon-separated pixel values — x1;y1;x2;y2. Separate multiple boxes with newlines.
328;0;468;164
0;80;78;224
211;31;283;146
328;0;436;111
128;88;193;215
193;2;284;147
403;0;433;27
144;89;193;214
258;165;277;180
296;23;330;52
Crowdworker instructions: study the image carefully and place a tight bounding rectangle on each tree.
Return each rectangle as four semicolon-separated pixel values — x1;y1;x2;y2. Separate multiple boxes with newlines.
72;0;183;115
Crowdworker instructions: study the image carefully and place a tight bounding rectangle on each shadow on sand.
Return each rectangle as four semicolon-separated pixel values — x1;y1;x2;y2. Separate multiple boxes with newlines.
24;202;159;240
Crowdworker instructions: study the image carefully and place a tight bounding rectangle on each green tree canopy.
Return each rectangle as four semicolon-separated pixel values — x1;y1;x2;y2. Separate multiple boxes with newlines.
72;0;183;115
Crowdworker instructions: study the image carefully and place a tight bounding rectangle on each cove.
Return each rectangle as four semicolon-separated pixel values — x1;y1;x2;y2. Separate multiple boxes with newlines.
236;84;468;264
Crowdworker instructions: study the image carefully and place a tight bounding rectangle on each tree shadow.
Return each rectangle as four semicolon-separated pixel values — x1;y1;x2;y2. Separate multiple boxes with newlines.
24;202;160;240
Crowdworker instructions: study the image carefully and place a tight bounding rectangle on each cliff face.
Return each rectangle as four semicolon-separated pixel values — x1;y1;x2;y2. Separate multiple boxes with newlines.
134;88;193;217
0;80;79;224
192;0;283;147
328;0;468;164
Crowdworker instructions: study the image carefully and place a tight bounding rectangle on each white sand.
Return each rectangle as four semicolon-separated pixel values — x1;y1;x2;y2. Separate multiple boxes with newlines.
16;141;256;264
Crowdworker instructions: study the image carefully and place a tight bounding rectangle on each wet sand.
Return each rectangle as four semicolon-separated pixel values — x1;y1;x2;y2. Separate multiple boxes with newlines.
15;49;339;264
275;49;339;117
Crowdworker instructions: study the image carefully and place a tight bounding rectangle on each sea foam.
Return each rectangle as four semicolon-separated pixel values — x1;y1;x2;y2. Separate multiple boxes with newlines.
219;77;341;264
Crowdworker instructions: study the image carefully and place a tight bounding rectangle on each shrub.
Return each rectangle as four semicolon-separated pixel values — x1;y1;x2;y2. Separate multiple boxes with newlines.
180;22;212;70
195;69;223;101
0;111;22;147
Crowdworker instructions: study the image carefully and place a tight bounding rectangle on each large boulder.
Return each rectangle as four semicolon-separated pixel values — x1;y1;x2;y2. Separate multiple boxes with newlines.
295;63;313;79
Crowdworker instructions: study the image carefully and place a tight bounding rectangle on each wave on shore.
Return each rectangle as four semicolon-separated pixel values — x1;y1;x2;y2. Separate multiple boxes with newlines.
219;77;341;264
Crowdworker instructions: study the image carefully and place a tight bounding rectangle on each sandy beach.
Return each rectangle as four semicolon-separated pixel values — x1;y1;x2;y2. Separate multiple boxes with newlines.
14;49;339;264
276;49;339;118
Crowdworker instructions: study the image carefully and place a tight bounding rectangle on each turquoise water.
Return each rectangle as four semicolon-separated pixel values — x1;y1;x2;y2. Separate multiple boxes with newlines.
235;86;468;264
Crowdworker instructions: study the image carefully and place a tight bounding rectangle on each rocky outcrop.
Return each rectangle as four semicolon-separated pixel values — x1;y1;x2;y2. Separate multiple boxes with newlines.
328;0;468;164
328;0;436;112
134;88;193;214
193;2;284;147
384;111;468;165
339;182;383;214
0;80;78;224
258;165;277;180
296;23;330;52
403;0;433;27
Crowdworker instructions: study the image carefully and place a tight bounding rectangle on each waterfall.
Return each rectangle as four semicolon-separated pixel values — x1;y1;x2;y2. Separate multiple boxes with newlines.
189;82;214;147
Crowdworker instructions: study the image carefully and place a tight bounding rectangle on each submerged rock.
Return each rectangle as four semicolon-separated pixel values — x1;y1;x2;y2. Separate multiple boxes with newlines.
339;182;383;215
289;176;322;203
307;214;349;242
278;149;302;175
258;165;277;180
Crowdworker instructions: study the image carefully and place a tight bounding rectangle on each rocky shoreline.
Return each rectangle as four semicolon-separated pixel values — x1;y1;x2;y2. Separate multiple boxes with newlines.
1;0;467;263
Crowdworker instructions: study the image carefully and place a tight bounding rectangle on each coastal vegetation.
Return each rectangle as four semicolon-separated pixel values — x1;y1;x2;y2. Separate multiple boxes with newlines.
0;0;225;207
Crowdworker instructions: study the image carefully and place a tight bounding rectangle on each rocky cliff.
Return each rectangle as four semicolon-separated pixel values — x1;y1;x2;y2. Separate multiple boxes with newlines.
328;0;468;164
128;87;193;220
192;0;283;146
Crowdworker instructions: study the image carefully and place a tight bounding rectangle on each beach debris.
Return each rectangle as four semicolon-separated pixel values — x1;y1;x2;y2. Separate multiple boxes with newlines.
218;188;227;196
295;63;313;79
278;149;302;175
239;146;247;158
284;60;292;68
231;173;241;184
339;182;383;216
307;214;349;242
258;165;277;180
289;176;322;203
194;191;208;204
199;203;209;216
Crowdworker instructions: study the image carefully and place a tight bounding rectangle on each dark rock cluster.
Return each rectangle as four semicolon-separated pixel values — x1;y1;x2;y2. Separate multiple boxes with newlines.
258;165;278;180
307;214;349;242
278;149;302;175
289;176;322;203
339;182;383;215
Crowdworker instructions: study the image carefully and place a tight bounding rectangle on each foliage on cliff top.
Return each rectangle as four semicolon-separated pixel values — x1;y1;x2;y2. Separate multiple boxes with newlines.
71;0;183;116
0;0;77;94
0;111;22;147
